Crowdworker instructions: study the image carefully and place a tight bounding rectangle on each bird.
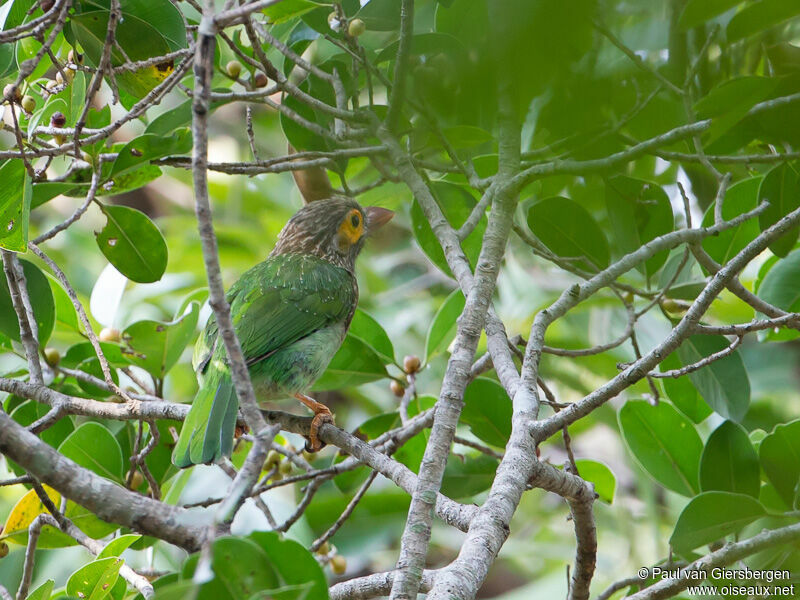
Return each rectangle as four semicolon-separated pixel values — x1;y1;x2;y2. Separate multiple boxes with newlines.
172;197;394;468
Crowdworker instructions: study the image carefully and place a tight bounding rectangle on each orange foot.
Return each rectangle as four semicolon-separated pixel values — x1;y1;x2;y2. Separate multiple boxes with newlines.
294;393;334;452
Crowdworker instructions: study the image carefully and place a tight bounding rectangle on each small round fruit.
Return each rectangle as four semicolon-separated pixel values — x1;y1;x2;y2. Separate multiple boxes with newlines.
44;347;60;367
126;470;145;489
253;72;268;88
330;555;346;574
390;380;405;397
50;111;66;128
226;60;242;79
68;49;83;65
40;0;55;11
0;541;8;559
623;292;634;304
63;68;75;83
54;134;66;145
21;95;36;113
278;460;292;475
265;449;281;468
327;11;341;31
3;84;21;103
81;151;93;164
661;299;686;313
347;18;366;37
316;541;331;555
98;327;121;342
403;355;421;374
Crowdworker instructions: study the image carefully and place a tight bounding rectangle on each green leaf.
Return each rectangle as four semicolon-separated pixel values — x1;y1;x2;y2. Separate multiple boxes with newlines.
248;531;329;600
122;301;199;379
759;419;800;509
0;159;32;251
95;204;168;283
0;258;56;344
679;0;744;30
694;78;778;144
527;196;610;272
314;334;389;389
659;351;713;423
144;100;192;135
461;377;511;447
676;335;750;422
441;453;499;499
410;182;486;276
47;273;81;332
669;492;766;554
756;248;800;341
57;422;124;483
109;130;192;177
574;459;616;504
727;0;800;42
66;556;123;600
75;356;120;398
98;534;142;558
263;0;319;23
349;308;395;364
425;289;464;362
605;175;673;278
619;400;702;497
26;579;54;600
758;162;800;257
701;177;762;267
700;421;760;498
10;399;74;450
182;536;280;600
442;125;494;148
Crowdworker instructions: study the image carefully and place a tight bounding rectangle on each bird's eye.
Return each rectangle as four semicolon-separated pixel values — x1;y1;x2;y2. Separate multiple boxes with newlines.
351;213;360;228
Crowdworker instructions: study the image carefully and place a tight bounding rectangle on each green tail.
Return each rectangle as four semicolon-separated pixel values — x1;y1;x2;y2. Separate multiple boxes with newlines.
172;368;239;468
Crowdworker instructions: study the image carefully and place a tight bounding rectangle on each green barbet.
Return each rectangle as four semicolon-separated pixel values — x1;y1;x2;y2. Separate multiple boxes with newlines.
172;198;393;467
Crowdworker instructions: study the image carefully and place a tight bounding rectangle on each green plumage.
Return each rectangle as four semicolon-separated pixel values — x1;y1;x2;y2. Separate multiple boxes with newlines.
172;253;357;467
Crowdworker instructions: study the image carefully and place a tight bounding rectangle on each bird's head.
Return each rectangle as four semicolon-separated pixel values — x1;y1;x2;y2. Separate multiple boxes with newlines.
271;196;394;271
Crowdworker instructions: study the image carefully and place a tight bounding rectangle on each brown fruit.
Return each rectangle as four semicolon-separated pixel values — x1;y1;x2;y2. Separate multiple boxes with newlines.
347;18;366;37
39;0;55;11
226;60;242;79
253;72;268;88
0;541;8;558
330;554;346;574
3;84;21;103
21;95;35;113
44;347;60;367
126;470;145;489
390;380;405;397
403;355;421;374
98;327;121;342
50;111;66;128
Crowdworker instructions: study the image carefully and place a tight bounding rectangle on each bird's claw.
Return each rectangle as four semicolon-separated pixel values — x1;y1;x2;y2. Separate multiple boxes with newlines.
305;411;334;453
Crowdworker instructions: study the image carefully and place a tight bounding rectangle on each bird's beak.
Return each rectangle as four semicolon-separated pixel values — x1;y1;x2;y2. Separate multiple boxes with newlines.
365;206;394;233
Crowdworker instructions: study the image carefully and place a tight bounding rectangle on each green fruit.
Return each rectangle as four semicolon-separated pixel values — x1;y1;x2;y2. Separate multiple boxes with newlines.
126;470;145;489
278;459;292;475
44;347;60;367
330;554;346;574
348;18;366;37
226;60;242;79
21;95;36;113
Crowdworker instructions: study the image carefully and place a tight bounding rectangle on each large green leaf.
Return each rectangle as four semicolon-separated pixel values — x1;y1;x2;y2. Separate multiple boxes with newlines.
701;177;762;266
122;301;199;379
527;196;609;272
676;335;750;422
314;334;389;389
441;453;498;499
0;159;32;252
0;258;56;344
700;421;760;498
95;204;169;283
424;289;464;362
461;377;511;447
57;422;124;483
756;248;800;342
759;419;800;509
694;78;778;144
679;0;744;30
758;162;800;257
349;308;395;364
659;351;713;423
727;0;800;42
25;580;54;600
66;556;123;600
669;492;766;554
410;182;487;276
109;130;192;178
605;175;673;279
619;400;702;497
248;531;329;600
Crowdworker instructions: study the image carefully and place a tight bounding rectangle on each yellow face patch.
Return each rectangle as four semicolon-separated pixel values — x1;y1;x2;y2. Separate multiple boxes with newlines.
337;208;365;248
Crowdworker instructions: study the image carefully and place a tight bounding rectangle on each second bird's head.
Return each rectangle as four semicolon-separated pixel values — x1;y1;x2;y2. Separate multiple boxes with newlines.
271;196;394;271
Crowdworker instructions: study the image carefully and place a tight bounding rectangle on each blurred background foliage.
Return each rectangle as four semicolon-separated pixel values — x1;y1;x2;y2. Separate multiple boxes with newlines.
0;0;800;597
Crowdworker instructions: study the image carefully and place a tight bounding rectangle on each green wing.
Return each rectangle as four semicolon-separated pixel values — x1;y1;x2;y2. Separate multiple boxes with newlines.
194;253;356;376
